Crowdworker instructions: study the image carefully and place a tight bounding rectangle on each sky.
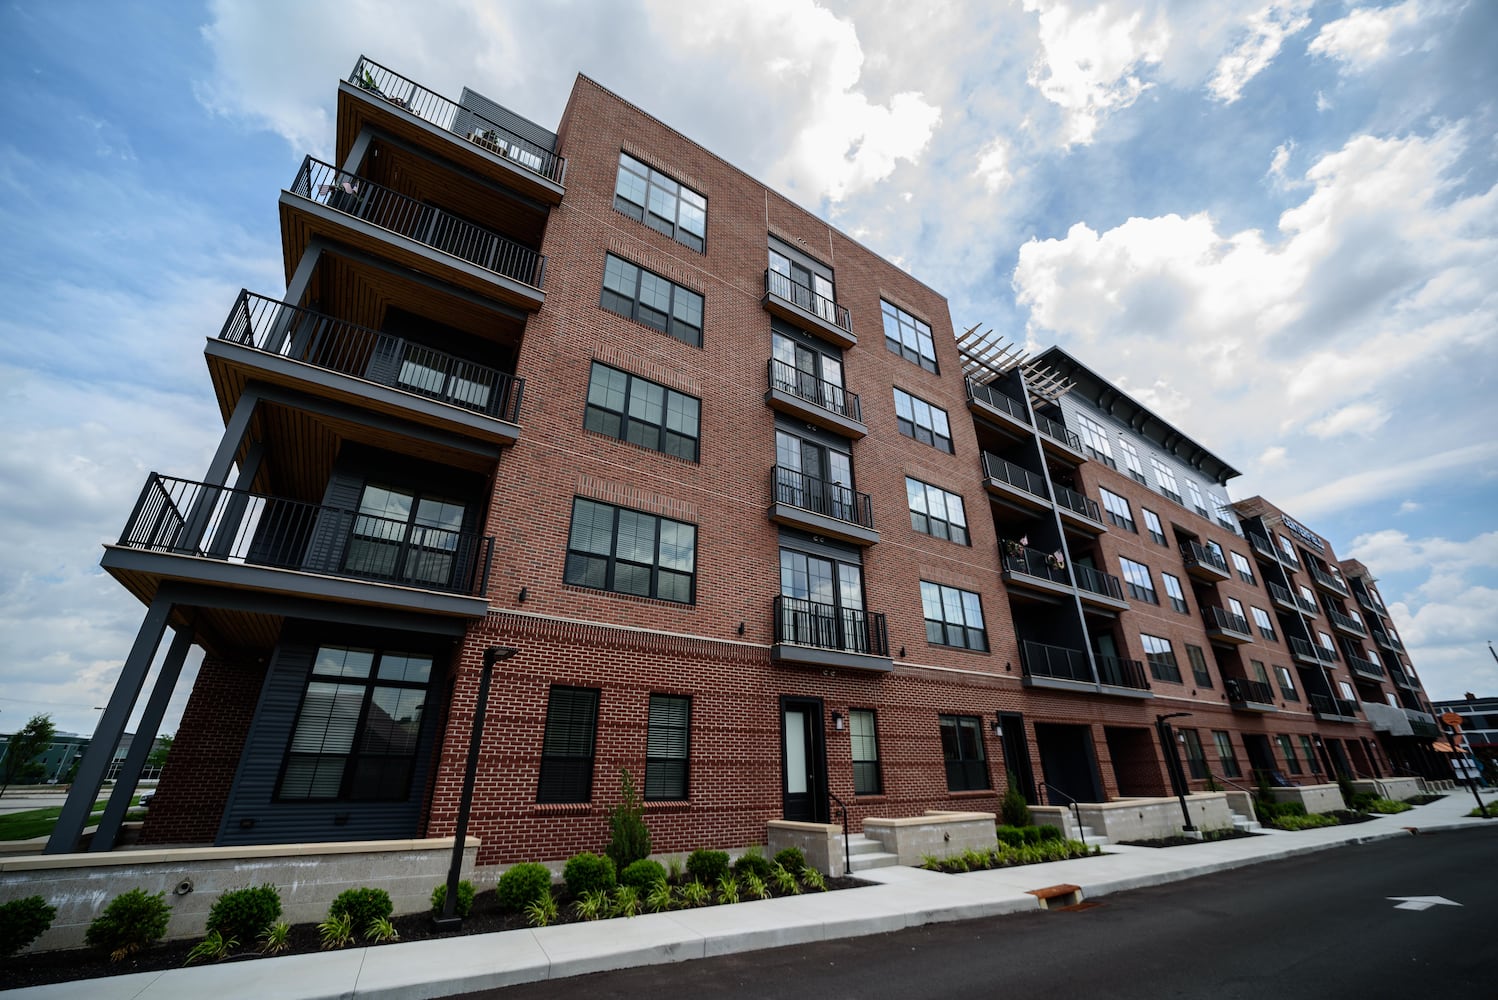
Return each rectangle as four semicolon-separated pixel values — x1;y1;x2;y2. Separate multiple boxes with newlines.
0;0;1495;738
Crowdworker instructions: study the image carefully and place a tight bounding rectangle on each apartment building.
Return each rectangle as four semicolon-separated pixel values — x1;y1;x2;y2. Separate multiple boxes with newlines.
48;59;1440;864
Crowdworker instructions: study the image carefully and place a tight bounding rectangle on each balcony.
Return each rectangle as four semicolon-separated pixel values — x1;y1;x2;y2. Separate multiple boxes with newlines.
769;466;878;546
1295;591;1321;616
1033;412;1086;462
1225;678;1278;712
1247;532;1280;562
207;291;524;446
1390;667;1419;691
1097;656;1152;693
1346;652;1385;681
1074;563;1129;612
1371;626;1405;653
1001;546;1073;600
1052;483;1107;534
340;57;565;203
981;452;1052;514
1021;641;1151;697
772;596;891;673
1308;563;1350;597
1180;540;1230;583
965;377;1030;434
1310;693;1360;723
1403;708;1440;738
1327;607;1368;638
1288;635;1337;665
102;474;493;620
1268;581;1299;612
281;157;545;311
1354;588;1381;615
760;270;854;349
765;359;865;438
1202;606;1253;644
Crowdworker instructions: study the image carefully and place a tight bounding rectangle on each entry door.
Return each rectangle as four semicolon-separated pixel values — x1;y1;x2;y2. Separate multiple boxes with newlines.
999;712;1037;803
781;698;828;822
1243;734;1277;783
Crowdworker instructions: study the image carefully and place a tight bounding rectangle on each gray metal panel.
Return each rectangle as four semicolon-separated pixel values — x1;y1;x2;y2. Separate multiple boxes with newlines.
771;643;892;673
457;88;558;152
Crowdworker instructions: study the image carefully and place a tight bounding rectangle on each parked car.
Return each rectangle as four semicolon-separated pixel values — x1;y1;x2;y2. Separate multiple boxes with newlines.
137;791;154;809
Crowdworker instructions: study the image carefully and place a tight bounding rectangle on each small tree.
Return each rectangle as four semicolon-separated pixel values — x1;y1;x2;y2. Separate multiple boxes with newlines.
605;768;652;871
2;714;55;797
147;734;174;771
1001;770;1032;827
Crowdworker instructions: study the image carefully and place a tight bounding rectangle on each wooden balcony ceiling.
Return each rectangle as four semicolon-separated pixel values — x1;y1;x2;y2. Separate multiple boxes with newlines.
101;572;283;658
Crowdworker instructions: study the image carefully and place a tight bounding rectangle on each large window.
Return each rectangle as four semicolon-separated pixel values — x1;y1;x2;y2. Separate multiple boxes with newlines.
1213;730;1242;778
1162;573;1189;614
779;548;869;653
1252;606;1277;640
921;582;988;651
1151;457;1182;504
614;153;706;252
893;388;953;453
584;362;701;461
1099;488;1135;532
1182;728;1208;778
1299;735;1322;774
1275;734;1302;775
1076;413;1116;468
776;430;858;522
769;248;838;325
882;300;938;373
851;709;882;795
1120;438;1146;483
939;714;989;791
772;331;847;414
538;686;600;803
1273;665;1299;701
1186;644;1213;688
345;485;467;589
646;694;691;800
600;254;704;347
1186;480;1207;517
278;646;433;802
1141;633;1181;683
1231;551;1256;584
1142;508;1167;546
565;498;697;604
1120;557;1157;604
906;477;968;545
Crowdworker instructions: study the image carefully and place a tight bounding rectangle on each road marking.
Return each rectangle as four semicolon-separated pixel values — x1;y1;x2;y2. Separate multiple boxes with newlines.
1388;896;1461;911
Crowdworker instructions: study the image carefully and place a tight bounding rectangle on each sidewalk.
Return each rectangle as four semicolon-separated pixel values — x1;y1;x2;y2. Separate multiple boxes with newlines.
12;790;1496;1000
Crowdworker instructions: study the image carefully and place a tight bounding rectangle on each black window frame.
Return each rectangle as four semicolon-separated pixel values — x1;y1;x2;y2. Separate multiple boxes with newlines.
893;387;953;453
584;361;701;462
938;713;989;791
1299;734;1322;774
1251;606;1278;641
882;299;938;373
921;581;989;651
1141;633;1181;683
1186;643;1213;688
1142;507;1167;546
1162;572;1189;614
1120;557;1158;604
1213;730;1242;778
906;476;969;546
600;253;704;348
1099;487;1136;532
564;497;698;604
645;693;691;801
1182;728;1208;779
613;152;707;252
537;685;601;804
850;708;882;795
1231;550;1256;584
1276;734;1303;775
1273;665;1300;701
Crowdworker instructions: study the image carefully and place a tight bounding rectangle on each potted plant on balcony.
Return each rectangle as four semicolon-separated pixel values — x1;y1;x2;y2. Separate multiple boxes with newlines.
1002;539;1024;559
1045;551;1065;571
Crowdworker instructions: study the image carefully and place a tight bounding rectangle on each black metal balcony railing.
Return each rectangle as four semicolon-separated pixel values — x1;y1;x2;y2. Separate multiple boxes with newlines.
1021;641;1092;684
1202;606;1251;635
1226;677;1275;705
773;466;874;529
292;156;546;289
1034;412;1083;452
1371;627;1405;652
1052;483;1103;524
768;358;861;422
1327;607;1367;635
1268;581;1298;609
119;474;493;597
1002;546;1071;585
1308;562;1349;595
220;290;524;422
1354;588;1380;614
1098;655;1152;690
1181;540;1229;574
981;452;1050;499
1310;694;1359;718
964;378;1030;424
349;56;566;185
1295;592;1320;615
1288;635;1338;663
1347;653;1384;679
1074;563;1125;602
774;595;888;656
763;270;853;334
1247;532;1279;560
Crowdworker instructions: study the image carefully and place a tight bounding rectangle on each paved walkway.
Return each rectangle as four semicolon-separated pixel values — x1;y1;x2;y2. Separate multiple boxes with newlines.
12;790;1496;1000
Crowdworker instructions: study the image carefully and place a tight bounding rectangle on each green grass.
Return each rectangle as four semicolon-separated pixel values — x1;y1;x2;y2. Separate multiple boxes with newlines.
0;799;145;841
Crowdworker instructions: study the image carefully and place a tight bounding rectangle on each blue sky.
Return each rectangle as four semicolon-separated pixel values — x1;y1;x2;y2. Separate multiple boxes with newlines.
1;0;1495;736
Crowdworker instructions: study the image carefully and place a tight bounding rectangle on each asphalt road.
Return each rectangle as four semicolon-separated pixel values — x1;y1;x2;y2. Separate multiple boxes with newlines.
449;827;1496;999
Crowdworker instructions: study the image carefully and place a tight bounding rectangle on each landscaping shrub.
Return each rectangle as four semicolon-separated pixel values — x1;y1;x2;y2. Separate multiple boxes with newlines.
1037;824;1063;843
1348;791;1379;812
206;884;281;944
733;848;773;881
771;846;805;874
85;888;171;961
687;849;731;884
1366;798;1412;815
605;768;652;872
1;895;56;959
563;852;617;896
1273;812;1339;831
620;859;667;891
328;887;393;934
995;825;1026;848
1001;771;1032;827
430;880;476;918
497;863;554;911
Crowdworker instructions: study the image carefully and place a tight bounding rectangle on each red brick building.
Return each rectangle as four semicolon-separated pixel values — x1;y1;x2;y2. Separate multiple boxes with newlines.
49;60;1441;864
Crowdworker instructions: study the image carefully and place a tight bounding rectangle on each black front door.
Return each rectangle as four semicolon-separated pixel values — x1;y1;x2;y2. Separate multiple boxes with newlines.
1243;733;1277;783
781;697;828;822
999;712;1037;803
1035;723;1104;804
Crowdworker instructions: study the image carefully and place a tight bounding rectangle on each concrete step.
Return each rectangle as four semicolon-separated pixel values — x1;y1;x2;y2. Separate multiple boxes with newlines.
1232;816;1263;833
843;834;886;856
1076;827;1110;847
848;850;900;872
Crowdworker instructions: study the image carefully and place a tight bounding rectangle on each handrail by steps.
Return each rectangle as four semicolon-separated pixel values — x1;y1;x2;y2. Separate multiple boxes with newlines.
1037;779;1086;849
828;789;851;876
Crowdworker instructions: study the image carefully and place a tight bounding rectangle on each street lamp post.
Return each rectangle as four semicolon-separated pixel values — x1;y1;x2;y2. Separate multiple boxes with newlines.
1156;712;1195;832
435;645;517;929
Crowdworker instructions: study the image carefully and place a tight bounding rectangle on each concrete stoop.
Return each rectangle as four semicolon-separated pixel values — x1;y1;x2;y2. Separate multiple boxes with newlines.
1231;815;1264;834
843;833;899;872
1075;826;1111;848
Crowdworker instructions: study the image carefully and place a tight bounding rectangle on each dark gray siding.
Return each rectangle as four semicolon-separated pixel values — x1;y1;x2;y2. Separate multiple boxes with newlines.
456;88;558;152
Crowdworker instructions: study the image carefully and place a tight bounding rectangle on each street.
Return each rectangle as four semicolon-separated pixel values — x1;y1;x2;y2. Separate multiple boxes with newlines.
448;827;1496;999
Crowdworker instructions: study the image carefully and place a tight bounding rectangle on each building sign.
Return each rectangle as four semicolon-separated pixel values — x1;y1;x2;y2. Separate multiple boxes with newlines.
1280;514;1324;553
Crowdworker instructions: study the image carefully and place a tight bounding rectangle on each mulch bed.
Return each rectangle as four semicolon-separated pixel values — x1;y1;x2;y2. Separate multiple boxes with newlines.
2;879;869;991
1118;829;1262;848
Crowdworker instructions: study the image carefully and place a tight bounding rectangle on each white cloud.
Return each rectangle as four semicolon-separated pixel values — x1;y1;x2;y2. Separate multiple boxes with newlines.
1267;140;1294;182
1259;445;1288;467
1206;1;1313;104
1397;500;1421;514
1305;401;1388;439
1308;0;1426;73
974;137;1014;193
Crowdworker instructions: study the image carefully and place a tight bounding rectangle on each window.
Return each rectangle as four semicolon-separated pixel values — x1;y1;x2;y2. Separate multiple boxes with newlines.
1319;631;1338;657
1228;597;1247;627
600;254;704;347
1299;735;1321;774
345;485;467;589
1298;584;1317;608
1151;457;1183;504
614;153;706;252
906;477;968;545
537;685;600;803
851;709;882;795
921;582;988;651
1120;557;1157;604
1276;734;1302;775
893;388;953;453
779;548;869;653
1249;659;1271;686
772;332;847;414
1251;606;1277;640
939;714;989;791
1142;508;1167;546
1120;438;1146;483
1273;665;1299;701
1206;539;1227;568
1213;494;1236;531
1186;480;1207;517
584;362;700;461
1338;679;1357;701
278;646;433;802
1099;487;1135;532
1213;730;1242;778
565;498;697;604
1277;534;1299;564
1182;728;1208;779
1187;644;1213;688
1162;573;1188;614
1231;551;1255;584
776;430;857;522
882;300;938;373
769;247;839;325
1076;413;1116;468
646;694;691;800
1141;633;1181;683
